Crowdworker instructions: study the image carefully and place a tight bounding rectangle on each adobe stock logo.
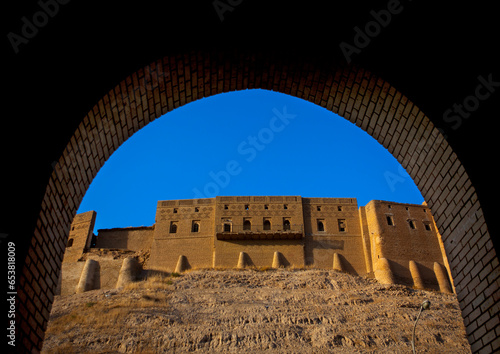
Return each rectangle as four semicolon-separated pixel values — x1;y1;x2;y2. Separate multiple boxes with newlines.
192;106;297;198
7;0;70;54
339;0;410;64
442;73;499;130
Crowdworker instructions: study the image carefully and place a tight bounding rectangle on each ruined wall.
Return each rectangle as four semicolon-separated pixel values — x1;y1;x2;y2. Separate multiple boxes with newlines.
363;200;451;290
62;210;96;262
302;198;366;275
95;226;154;252
149;198;215;271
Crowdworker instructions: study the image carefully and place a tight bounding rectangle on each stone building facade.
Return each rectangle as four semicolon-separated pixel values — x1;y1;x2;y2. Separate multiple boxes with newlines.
58;196;453;295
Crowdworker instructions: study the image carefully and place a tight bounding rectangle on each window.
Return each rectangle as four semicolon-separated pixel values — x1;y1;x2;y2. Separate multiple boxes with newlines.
170;222;178;233
338;206;343;211
283;219;291;230
191;221;200;232
67;238;74;247
223;223;231;232
263;219;271;230
264;204;269;210
408;220;416;230
243;219;251;230
194;207;199;212
386;215;394;226
317;220;325;232
245;204;249;210
338;219;346;232
224;204;229;210
317;206;321;211
283;204;288;210
424;222;431;231
173;208;178;213
388;205;392;209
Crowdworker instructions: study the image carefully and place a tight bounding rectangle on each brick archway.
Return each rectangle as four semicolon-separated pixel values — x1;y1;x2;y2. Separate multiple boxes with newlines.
19;50;498;352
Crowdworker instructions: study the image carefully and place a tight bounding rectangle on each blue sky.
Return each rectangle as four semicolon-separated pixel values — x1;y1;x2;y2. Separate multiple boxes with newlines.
77;89;423;232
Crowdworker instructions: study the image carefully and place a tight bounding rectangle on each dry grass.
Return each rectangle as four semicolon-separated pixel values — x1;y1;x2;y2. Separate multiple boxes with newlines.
46;276;173;341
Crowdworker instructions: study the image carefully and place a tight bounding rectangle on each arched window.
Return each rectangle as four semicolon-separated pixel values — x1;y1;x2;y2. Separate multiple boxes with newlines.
317;220;325;232
243;220;251;230
263;220;271;230
191;221;200;232
170;222;177;233
283;219;291;230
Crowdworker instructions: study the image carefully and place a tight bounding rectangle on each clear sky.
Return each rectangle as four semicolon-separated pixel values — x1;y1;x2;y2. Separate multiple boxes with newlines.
77;89;423;232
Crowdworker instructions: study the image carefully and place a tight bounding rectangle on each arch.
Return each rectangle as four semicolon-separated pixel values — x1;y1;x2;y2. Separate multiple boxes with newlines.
243;220;251;231
263;220;271;231
317;220;325;232
17;49;498;352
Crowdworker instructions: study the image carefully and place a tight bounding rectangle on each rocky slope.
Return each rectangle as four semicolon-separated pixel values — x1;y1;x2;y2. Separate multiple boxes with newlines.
42;269;470;353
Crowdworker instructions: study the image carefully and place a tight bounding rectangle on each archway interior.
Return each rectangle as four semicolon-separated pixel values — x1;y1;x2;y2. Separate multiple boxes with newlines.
76;89;424;232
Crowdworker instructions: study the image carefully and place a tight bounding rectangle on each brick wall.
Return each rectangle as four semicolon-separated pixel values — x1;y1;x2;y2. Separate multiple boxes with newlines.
17;49;498;353
95;227;154;252
364;200;450;289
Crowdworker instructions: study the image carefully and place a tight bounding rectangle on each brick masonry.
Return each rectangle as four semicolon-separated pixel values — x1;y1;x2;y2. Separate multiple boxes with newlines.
16;49;498;353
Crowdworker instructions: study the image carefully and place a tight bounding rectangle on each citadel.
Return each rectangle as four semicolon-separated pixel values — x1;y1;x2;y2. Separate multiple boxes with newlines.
58;196;453;295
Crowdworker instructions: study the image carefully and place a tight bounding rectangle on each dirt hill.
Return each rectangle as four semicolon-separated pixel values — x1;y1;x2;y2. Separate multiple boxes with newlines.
42;269;470;353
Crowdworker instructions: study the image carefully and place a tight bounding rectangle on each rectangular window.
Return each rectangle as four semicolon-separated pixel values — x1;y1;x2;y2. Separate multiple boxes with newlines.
223;223;231;232
245;204;249;210
173;208;178;213
317;206;321;211
264;204;269;210
338;219;346;232
386;215;394;226
409;220;416;229
424;222;431;231
283;204;288;210
224;205;229;210
338;206;343;211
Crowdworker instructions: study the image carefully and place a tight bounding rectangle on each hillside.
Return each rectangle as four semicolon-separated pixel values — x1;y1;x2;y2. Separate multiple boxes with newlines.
42;269;470;353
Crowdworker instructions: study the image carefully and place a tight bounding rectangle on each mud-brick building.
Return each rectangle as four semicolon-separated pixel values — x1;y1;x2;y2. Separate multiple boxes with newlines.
58;196;453;295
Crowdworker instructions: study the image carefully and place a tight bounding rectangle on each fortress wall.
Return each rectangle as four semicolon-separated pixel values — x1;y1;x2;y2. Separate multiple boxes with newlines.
304;236;366;275
149;198;216;271
149;236;213;271
86;257;123;289
62;197;451;293
358;206;374;274
95;227;154;251
364;200;449;289
214;239;304;268
57;262;86;295
63;210;96;262
302;198;365;274
214;196;305;233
